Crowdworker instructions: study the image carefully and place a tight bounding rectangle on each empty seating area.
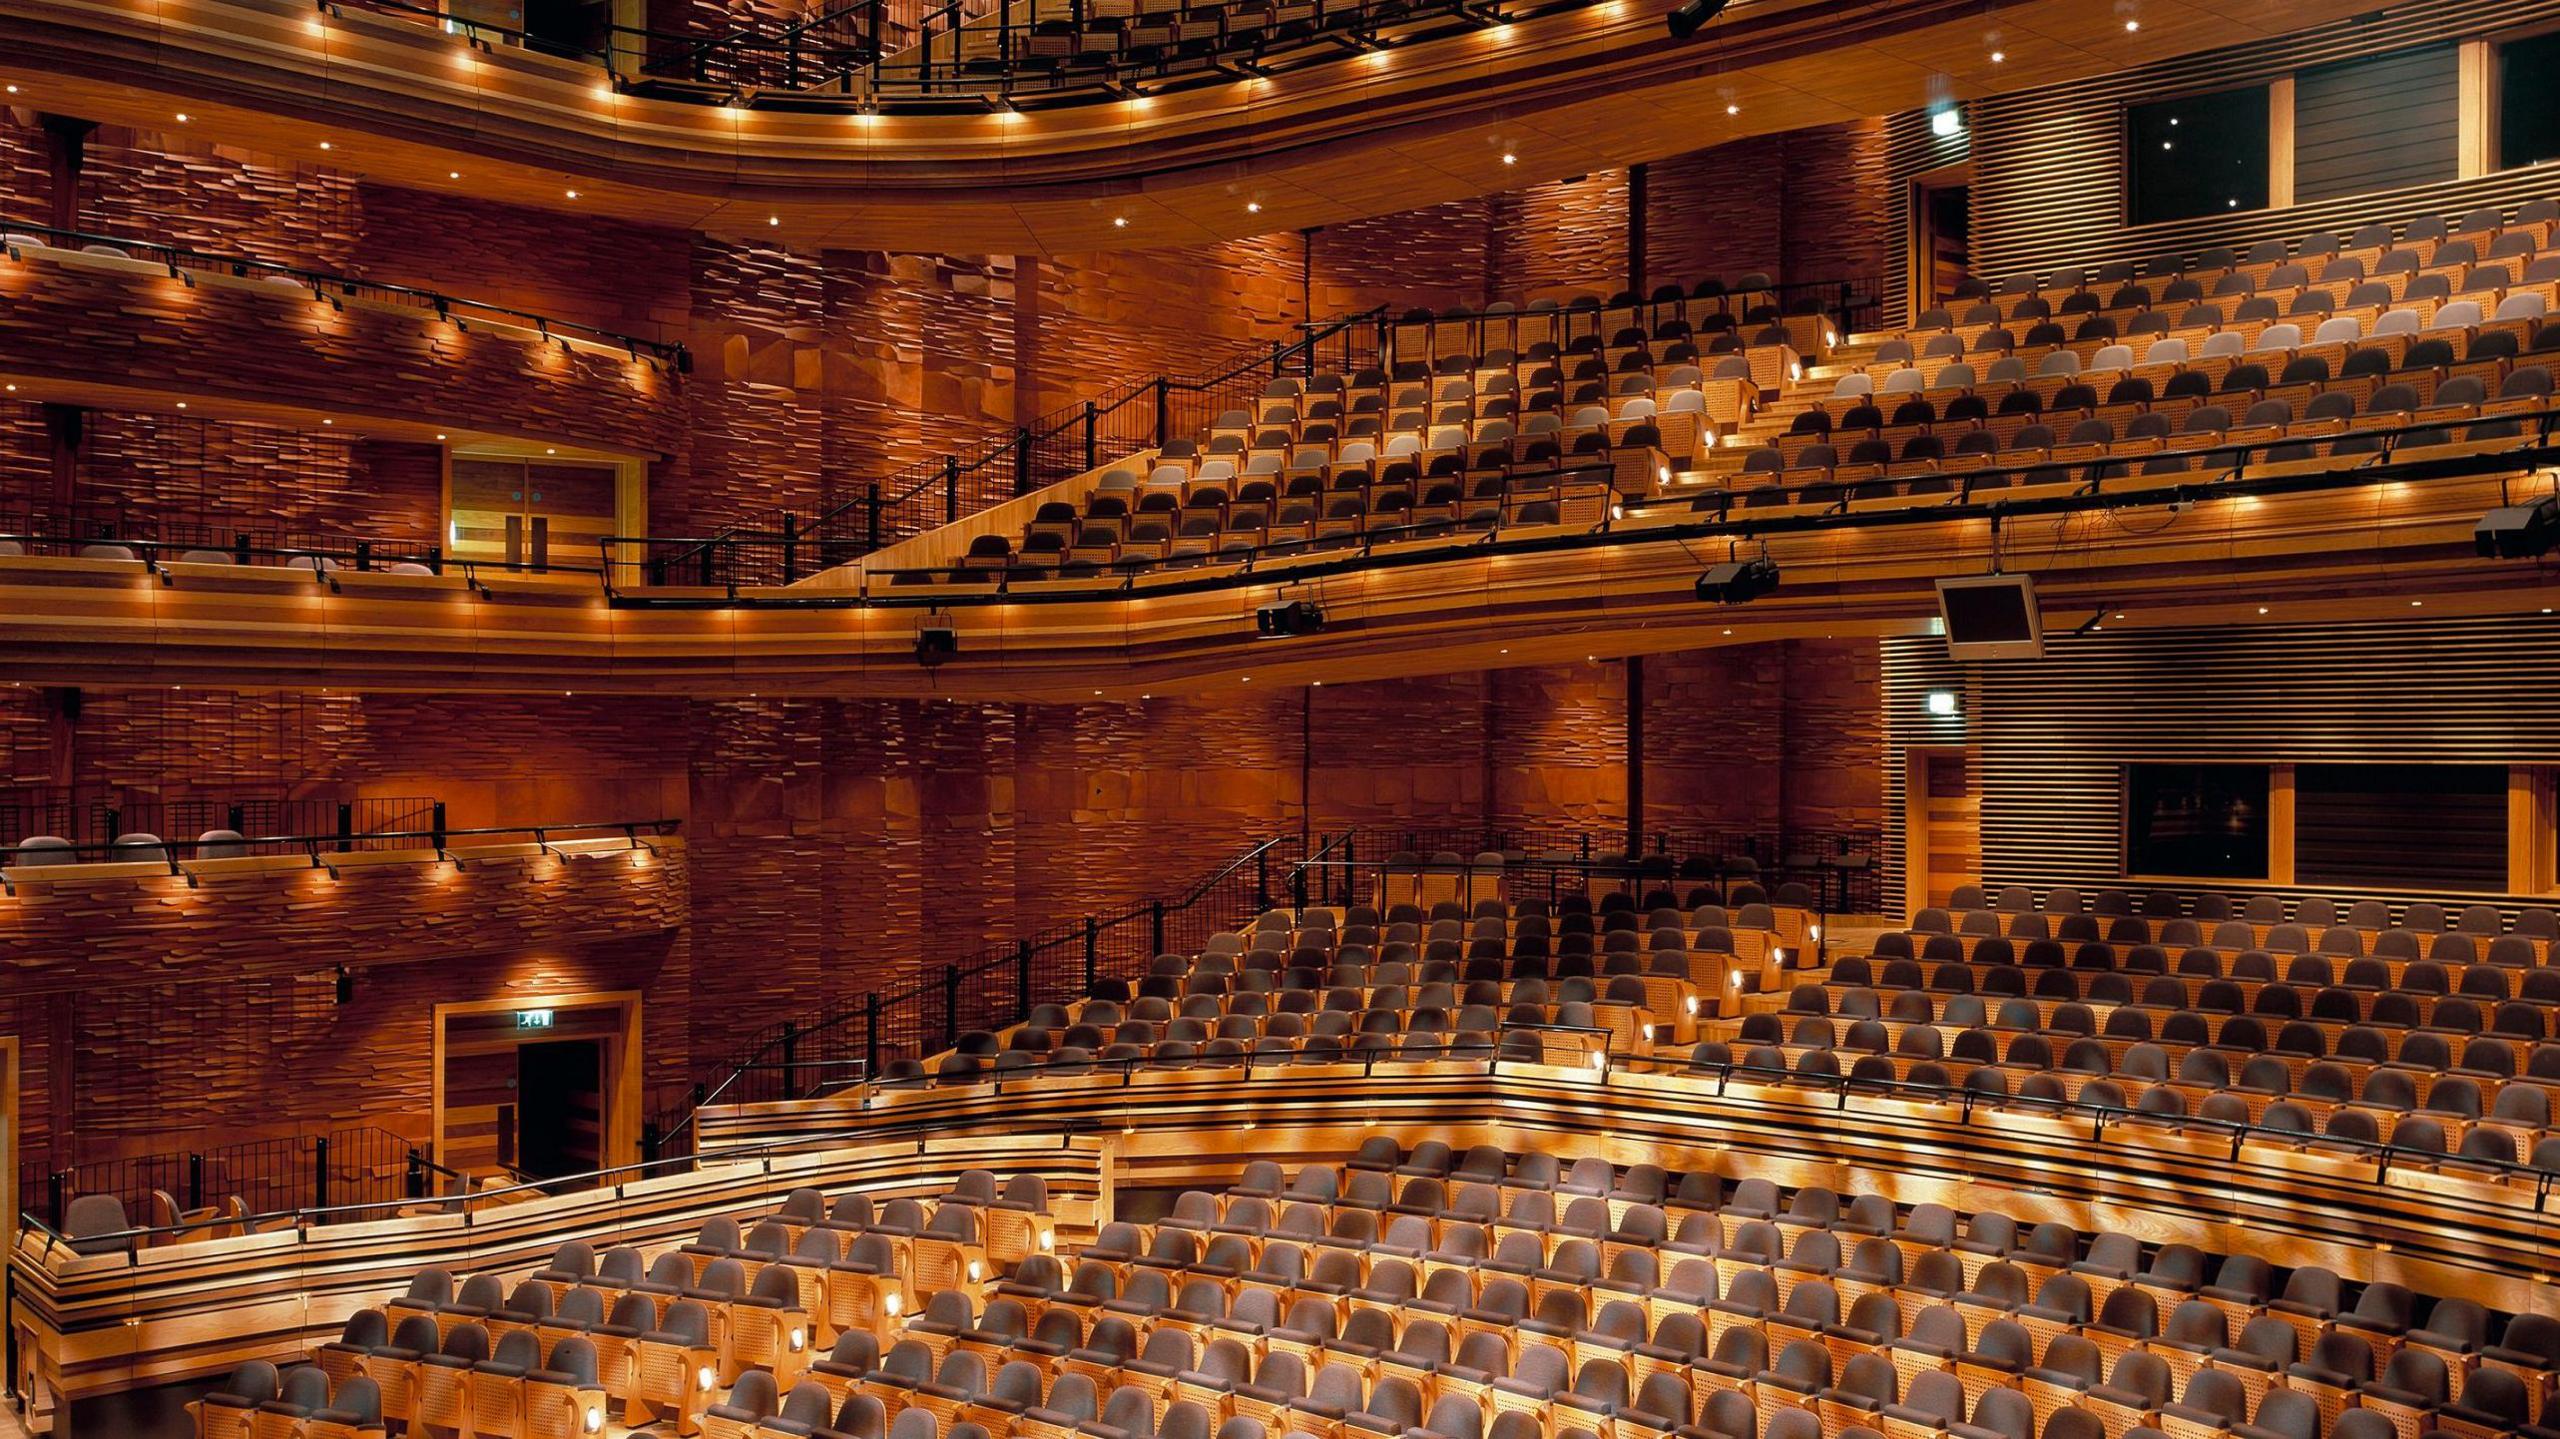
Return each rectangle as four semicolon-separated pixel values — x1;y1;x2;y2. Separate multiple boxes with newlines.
199;1144;2560;1439
1698;201;2560;512
905;884;1823;1083
189;1171;1057;1438
1745;888;2560;1172
895;284;1820;583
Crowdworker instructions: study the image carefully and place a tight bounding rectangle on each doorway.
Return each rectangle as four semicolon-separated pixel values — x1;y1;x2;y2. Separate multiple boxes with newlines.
449;456;619;573
1903;747;1980;913
1911;173;1973;313
433;993;641;1189
516;1039;603;1180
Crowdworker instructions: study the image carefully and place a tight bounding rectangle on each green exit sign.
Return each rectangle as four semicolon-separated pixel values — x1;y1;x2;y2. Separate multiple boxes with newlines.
515;1008;556;1031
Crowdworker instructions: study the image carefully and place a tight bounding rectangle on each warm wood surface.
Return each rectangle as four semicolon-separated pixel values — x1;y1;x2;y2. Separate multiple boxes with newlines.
8;1133;1108;1415
0;0;2383;252
697;1062;2560;1318
0;468;2549;700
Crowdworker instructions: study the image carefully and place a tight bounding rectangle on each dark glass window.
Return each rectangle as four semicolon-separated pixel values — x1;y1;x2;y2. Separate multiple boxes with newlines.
2127;764;2269;878
2501;30;2560;170
2295;764;2507;891
2126;86;2270;224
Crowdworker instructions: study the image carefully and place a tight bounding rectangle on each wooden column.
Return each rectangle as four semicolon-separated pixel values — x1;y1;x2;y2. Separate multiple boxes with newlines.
1624;656;1645;857
1627;162;1649;297
39;114;93;232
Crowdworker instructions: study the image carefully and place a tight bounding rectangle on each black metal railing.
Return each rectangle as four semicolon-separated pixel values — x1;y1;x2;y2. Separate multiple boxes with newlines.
22;1125;424;1237
644;833;1316;1154
1;817;678;877
765;1042;2560;1199
871;0;1568;108
0;792;440;854
0;223;686;367
0;511;605;580
604;308;1388;591
632;403;2560;608
1308;822;1883;915
1380;275;1884;363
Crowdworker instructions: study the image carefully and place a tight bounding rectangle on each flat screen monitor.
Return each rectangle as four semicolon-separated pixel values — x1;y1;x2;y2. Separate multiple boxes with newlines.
1938;574;2044;660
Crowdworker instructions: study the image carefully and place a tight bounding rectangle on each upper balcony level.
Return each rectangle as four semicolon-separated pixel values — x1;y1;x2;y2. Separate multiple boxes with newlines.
0;0;2373;250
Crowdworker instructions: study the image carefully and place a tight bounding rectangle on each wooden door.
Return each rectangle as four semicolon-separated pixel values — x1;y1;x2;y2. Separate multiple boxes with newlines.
1905;748;1980;913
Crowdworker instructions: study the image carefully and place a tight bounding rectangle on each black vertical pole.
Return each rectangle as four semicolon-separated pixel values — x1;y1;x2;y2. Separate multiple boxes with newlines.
1084;402;1098;471
336;801;354;855
944;456;960;522
1015;940;1033;1021
781;512;800;585
941;964;961;1050
1013;428;1032;496
867;485;883;552
187;1153;204;1211
780;1021;800;1100
1624;655;1645;862
1627;162;1649;300
1084;915;1100;985
1149;899;1165;957
431;801;448;850
865;991;882;1082
1155;377;1170;446
312;1134;330;1213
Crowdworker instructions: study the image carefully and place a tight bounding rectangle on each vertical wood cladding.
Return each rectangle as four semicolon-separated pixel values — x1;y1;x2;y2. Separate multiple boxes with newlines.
1880;615;2560;920
2;641;1883;1166
0;406;445;546
1964;0;2560;295
2;108;1888;538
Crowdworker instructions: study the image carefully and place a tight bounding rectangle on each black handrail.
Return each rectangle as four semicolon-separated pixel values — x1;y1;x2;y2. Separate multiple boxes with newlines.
604;305;1390;590
608;403;2560;607
1;817;676;867
0;527;605;582
745;1041;2560;1196
1;224;687;367
645;832;1304;1153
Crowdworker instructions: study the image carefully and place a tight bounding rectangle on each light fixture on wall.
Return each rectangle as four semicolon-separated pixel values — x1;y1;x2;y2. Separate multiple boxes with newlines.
916;620;959;667
1665;0;1728;39
1931;108;1965;139
1925;690;1960;717
1255;598;1327;637
1695;548;1779;605
2476;495;2558;558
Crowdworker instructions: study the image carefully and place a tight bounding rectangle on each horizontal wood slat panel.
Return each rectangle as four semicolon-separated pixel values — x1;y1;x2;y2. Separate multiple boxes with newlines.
1883;615;2560;917
1963;0;2560;295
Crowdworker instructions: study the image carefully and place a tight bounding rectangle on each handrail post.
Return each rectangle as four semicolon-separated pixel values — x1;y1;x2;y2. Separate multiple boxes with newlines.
337;801;355;855
865;991;882;1083
942;963;961;1050
780;1021;800;1100
944;456;960;522
781;512;800;585
1084;400;1099;471
312;1134;330;1213
431;801;448;851
1257;847;1272;912
1016;940;1033;1020
47;1172;65;1232
1084;915;1100;988
867;484;883;551
187;1152;204;1211
1291;852;1308;910
1155;376;1171;445
1014;428;1033;496
405;1147;426;1199
1150;898;1166;956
